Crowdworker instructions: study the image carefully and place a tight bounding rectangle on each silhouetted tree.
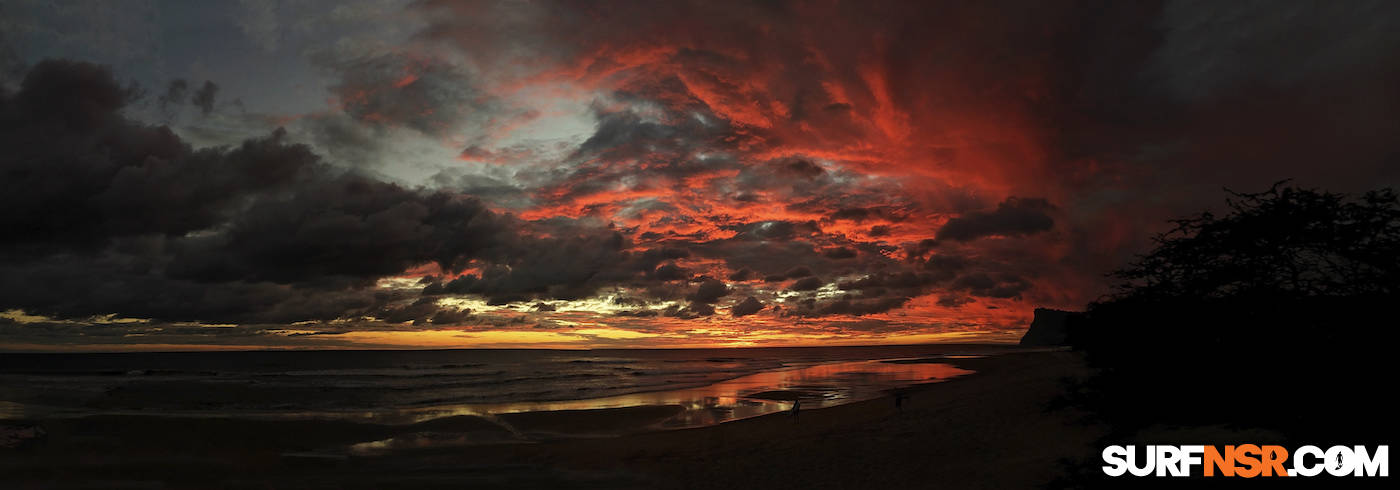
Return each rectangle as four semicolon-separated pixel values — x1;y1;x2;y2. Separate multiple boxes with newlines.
1110;183;1398;301
1066;182;1399;443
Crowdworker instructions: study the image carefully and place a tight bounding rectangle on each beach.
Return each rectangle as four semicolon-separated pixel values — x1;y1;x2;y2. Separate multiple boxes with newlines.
1;349;1101;489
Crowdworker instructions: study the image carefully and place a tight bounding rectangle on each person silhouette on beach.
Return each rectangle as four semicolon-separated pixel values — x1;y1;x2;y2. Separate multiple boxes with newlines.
894;392;906;413
790;399;801;422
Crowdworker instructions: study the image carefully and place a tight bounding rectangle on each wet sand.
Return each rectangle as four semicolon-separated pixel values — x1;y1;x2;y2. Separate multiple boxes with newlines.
0;350;1102;489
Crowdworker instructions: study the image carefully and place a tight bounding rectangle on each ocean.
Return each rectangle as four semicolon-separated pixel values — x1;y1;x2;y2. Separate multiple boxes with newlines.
0;344;1017;433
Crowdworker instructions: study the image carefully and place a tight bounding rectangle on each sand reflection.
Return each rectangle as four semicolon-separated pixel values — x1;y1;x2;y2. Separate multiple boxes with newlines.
402;359;971;429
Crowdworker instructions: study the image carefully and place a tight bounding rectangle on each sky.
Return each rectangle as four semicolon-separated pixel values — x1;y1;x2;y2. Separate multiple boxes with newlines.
1;0;1398;351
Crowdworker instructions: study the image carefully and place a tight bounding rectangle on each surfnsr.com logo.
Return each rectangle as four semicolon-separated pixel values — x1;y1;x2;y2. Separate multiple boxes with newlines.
1102;445;1388;477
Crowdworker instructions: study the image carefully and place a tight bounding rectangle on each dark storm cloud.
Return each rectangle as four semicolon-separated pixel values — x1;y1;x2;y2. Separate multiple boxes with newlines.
417;219;875;308
7;0;1400;347
369;297;477;326
687;279;730;304
825;206;908;224
523;99;742;207
294;113;391;169
157;79;188;114
166;177;504;284
775;159;825;179
652;263;689;281
429;169;534;209
787;276;824;292
949;272;1031;299
0;35;25;86
317;49;495;139
0;60;515;324
935;198;1056;242
615;309;659;318
3;60;180;254
420;0;1398;311
0;316;339;348
781;266;813;279
731;296;764;317
571;106;705;162
723;221;822;242
191;80;218;116
822;247;857;259
0;250;397;324
936;295;973;308
816;247;1032;308
922;254;969;278
787;296;912;317
729;159;897;211
426;230;634;304
691;240;832;282
666;302;715;319
838;271;937;292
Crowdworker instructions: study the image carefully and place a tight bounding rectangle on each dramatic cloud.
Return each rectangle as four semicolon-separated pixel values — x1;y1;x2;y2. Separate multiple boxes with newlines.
3;0;1399;349
935;198;1056;242
0;61;508;325
157;79;188;114
191;80;218;116
731;296;763;317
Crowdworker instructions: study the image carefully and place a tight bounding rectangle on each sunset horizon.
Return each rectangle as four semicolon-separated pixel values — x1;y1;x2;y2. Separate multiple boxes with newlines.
3;1;1396;487
7;1;1392;353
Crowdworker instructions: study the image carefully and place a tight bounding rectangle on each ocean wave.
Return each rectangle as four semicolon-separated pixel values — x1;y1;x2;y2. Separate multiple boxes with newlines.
562;359;639;365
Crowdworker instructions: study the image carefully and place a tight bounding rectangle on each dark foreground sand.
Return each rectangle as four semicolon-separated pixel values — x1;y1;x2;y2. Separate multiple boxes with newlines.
1;351;1103;489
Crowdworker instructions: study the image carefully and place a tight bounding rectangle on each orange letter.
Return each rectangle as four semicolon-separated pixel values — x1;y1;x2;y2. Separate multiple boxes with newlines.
1261;445;1289;477
1234;444;1262;478
1204;446;1234;477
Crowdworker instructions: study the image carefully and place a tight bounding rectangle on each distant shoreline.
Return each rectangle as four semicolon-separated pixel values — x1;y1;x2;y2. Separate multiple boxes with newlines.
2;350;1098;488
0;340;1023;356
1;344;1028;425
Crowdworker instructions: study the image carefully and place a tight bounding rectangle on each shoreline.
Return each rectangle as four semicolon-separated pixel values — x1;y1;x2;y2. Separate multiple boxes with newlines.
2;356;977;440
1;347;1014;426
1;349;1101;488
0;341;1027;356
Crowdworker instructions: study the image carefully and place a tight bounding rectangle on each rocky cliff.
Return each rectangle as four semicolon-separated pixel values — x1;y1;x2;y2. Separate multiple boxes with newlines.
1018;308;1082;346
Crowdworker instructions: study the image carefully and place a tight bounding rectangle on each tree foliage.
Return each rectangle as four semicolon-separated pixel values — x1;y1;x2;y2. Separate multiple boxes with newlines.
1111;182;1399;301
1066;183;1399;443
